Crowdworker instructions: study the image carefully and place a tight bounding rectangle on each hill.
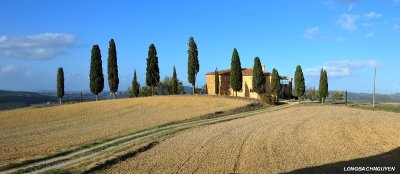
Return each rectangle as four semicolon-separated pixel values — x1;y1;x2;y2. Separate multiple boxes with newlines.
0;90;56;110
0;96;250;166
340;92;400;103
105;105;400;173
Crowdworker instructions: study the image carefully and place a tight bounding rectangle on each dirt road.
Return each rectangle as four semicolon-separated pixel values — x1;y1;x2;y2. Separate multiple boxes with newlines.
0;96;249;166
104;105;400;174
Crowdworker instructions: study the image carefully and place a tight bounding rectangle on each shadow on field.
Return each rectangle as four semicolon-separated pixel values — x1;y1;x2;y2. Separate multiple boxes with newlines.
284;147;400;174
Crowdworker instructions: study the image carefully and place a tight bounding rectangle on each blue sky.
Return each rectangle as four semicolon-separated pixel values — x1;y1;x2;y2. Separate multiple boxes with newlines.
0;0;399;94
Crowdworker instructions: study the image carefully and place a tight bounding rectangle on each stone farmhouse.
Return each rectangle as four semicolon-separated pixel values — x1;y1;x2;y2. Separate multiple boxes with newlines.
206;65;292;99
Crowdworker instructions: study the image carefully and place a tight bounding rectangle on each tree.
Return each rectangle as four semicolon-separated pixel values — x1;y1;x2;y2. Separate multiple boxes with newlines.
172;66;178;95
158;76;184;95
130;69;140;97
146;43;160;95
89;44;104;101
230;48;242;97
306;87;318;101
294;65;306;103
252;57;266;95
215;68;220;95
107;39;119;99
319;68;329;105
139;86;153;97
57;67;64;105
187;37;199;95
271;68;281;104
332;91;344;104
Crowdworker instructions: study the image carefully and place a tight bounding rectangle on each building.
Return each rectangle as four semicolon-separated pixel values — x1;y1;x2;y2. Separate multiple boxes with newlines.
206;66;292;99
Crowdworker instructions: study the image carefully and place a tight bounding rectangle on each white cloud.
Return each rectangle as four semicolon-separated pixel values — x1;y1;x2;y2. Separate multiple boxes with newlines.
337;14;359;32
366;32;374;38
0;65;16;74
364;12;382;20
304;27;320;39
304;60;377;78
0;33;76;60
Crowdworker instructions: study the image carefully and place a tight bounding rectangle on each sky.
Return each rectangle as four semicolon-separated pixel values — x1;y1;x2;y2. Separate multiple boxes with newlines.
0;0;399;94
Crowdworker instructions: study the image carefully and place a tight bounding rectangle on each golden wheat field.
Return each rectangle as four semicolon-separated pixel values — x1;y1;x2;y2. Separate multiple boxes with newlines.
0;96;250;166
104;105;400;174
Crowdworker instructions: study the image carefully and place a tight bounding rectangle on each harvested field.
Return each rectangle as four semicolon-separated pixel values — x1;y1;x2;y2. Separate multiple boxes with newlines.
0;96;250;166
104;105;400;174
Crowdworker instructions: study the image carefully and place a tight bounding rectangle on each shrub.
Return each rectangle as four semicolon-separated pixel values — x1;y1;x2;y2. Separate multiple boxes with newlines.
260;94;275;105
332;91;344;104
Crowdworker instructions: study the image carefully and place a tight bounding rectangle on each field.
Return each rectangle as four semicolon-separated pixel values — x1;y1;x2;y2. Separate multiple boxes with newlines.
349;103;400;113
0;96;250;166
104;105;400;174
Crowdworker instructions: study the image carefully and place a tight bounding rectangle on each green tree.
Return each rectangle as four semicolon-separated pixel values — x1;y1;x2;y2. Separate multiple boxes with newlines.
187;37;199;95
294;65;306;103
107;39;119;99
332;91;344;104
146;43;160;95
306;87;318;101
172;66;178;95
252;57;266;95
319;68;329;104
158;76;184;95
230;48;242;97
130;69;140;97
271;68;281;104
57;67;64;105
139;86;153;97
215;68;220;95
89;44;104;101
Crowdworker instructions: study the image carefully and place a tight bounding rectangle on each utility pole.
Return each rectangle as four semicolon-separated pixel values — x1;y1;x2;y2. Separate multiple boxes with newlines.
373;67;376;110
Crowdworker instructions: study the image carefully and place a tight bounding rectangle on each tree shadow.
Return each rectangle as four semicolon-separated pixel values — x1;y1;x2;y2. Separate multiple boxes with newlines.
284;147;400;174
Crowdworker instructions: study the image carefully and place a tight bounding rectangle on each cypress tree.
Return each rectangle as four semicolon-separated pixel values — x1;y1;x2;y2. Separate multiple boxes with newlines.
294;65;306;103
230;48;242;97
107;39;119;99
252;57;265;95
319;68;329;105
187;37;199;95
146;43;160;95
215;68;220;95
172;66;178;95
57;67;64;105
89;44;104;101
271;68;281;104
132;69;140;97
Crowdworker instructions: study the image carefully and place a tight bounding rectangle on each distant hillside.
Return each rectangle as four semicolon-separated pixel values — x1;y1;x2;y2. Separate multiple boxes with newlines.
329;92;400;103
0;90;57;110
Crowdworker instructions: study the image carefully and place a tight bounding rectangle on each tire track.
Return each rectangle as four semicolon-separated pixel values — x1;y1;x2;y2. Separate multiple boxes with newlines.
1;103;295;174
105;105;400;174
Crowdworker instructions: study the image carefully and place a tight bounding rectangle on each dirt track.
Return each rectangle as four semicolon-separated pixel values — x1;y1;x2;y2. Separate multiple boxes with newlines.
0;96;249;166
104;105;400;174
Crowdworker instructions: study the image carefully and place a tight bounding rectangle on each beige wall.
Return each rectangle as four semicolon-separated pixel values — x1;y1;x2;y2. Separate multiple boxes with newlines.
206;74;290;99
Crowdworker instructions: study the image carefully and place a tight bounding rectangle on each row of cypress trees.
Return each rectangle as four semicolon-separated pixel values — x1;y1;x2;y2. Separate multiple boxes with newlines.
214;48;283;102
213;48;329;104
56;37;200;104
294;65;329;104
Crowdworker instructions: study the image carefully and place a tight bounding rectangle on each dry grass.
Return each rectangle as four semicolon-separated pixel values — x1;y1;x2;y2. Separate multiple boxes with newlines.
0;95;250;166
104;105;400;174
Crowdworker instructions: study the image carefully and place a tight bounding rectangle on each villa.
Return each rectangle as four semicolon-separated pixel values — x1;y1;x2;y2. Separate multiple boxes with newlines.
206;65;292;99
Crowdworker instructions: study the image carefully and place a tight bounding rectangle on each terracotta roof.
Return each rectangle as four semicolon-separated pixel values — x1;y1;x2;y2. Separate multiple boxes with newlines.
206;68;271;76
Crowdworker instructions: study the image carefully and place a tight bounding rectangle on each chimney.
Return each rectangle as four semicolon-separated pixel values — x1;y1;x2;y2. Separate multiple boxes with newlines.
262;64;266;73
